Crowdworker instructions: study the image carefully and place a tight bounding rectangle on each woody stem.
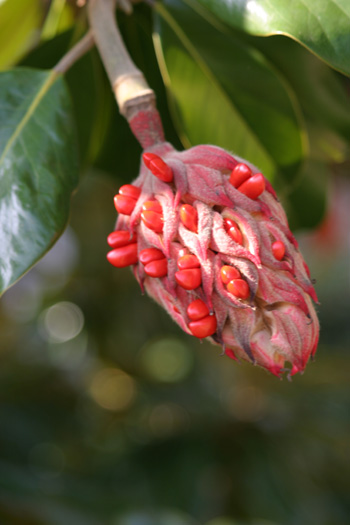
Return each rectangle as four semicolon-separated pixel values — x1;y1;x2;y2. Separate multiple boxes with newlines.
87;0;165;147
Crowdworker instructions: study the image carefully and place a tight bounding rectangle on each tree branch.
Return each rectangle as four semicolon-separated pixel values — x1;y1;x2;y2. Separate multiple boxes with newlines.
54;31;95;75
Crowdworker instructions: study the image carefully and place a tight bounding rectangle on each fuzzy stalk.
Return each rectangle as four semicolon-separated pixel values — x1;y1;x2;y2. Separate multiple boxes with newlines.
87;0;165;148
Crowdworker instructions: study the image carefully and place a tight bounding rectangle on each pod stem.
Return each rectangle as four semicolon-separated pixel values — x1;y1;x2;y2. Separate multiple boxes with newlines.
87;0;165;148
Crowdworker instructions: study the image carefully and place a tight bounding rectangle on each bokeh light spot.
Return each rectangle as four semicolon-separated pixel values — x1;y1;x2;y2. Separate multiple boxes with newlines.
140;337;193;383
89;368;136;411
41;301;84;343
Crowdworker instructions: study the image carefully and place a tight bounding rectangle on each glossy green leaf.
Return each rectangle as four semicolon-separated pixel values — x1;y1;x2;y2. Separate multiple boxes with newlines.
0;0;43;70
0;68;79;294
195;0;350;77
154;0;305;183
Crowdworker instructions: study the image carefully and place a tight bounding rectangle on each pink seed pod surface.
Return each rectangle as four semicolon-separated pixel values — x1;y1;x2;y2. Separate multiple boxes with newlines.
107;142;319;378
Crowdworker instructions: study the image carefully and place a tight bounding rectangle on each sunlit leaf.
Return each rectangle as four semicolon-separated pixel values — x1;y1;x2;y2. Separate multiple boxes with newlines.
195;0;350;76
0;0;43;69
41;0;76;41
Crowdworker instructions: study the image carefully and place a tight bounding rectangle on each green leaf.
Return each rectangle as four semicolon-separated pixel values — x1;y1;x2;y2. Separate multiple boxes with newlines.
0;68;79;294
0;0;43;70
195;0;350;77
154;0;305;184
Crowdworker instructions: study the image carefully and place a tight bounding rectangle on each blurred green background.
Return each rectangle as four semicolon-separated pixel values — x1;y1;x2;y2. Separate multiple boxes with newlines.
1;168;350;525
1;0;350;524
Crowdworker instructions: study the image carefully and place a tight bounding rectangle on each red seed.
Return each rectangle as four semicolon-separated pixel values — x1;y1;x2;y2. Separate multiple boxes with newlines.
188;314;217;338
139;247;165;265
142;200;162;213
229;163;252;188
144;258;168;278
142;152;157;169
107;230;136;248
114;194;137;215
227;227;243;245
237;173;265;199
141;210;163;232
227;279;250;299
142;152;173;183
220;265;241;284
179;204;198;233
118;184;141;199
223;218;243;245
272;240;285;261
224;218;235;229
107;243;138;268
175;268;202;290
187;299;209;321
177;254;200;270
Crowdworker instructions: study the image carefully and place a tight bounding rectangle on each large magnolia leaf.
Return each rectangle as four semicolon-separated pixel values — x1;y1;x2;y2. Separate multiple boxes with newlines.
154;0;305;183
195;0;350;77
0;68;79;294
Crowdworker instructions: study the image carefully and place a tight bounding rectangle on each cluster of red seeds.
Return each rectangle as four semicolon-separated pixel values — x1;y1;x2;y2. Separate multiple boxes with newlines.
107;153;288;341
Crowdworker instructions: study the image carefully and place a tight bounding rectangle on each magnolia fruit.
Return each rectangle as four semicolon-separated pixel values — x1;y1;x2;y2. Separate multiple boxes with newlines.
107;142;319;378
